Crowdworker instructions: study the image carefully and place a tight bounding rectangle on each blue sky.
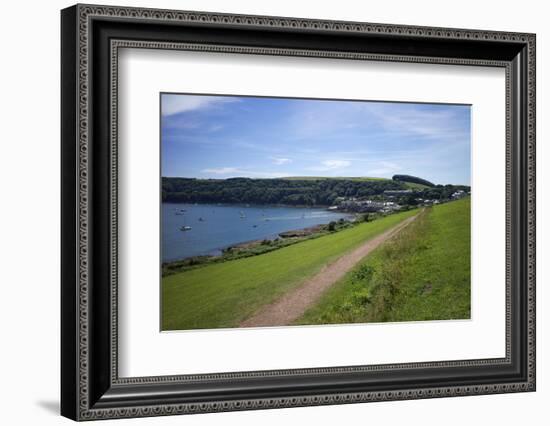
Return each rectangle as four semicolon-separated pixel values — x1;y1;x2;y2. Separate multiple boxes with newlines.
161;94;471;185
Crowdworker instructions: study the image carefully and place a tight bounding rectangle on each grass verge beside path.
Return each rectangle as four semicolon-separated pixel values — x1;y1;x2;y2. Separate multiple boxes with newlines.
296;197;471;325
162;208;418;330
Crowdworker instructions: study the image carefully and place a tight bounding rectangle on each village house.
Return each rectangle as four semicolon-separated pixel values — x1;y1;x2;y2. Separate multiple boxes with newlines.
336;198;402;213
383;189;413;197
451;190;466;199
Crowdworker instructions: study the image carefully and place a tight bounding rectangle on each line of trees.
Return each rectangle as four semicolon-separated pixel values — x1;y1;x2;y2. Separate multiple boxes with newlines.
162;177;405;206
162;177;470;206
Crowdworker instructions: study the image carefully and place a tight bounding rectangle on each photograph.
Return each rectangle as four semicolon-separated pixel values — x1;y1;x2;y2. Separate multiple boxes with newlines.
160;93;472;331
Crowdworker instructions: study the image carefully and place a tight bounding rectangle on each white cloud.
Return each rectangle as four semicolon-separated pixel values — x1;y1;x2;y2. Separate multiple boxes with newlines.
308;159;351;172
271;157;292;165
287;101;469;143
161;94;238;116
366;161;402;176
209;124;224;132
322;160;350;169
201;167;239;175
200;167;288;178
363;103;469;140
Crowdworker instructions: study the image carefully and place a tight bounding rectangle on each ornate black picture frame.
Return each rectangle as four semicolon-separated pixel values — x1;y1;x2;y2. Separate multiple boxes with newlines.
61;4;536;421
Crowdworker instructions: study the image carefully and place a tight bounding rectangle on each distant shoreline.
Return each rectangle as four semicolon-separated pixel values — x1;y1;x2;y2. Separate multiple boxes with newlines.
162;205;355;268
162;200;335;210
163;219;355;265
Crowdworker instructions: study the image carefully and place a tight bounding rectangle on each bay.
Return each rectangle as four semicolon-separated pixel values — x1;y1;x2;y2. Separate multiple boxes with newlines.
162;203;352;262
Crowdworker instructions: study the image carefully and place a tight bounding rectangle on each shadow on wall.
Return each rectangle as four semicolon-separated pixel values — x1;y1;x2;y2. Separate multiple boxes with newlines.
36;400;59;416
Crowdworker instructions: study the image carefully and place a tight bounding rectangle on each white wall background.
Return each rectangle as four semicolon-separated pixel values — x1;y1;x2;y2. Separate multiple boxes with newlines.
0;0;546;424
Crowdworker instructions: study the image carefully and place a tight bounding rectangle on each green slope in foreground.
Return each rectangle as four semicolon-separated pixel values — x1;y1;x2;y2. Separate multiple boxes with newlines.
162;208;418;330
297;197;471;325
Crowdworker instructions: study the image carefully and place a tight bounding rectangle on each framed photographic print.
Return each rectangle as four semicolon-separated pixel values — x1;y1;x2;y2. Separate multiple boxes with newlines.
61;4;536;421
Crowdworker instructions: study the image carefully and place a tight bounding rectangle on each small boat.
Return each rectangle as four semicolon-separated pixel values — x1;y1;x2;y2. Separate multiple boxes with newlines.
180;226;192;231
198;217;205;222
252;224;258;228
239;211;246;219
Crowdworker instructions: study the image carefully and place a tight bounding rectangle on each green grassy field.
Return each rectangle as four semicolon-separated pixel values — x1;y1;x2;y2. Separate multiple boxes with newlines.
296;197;471;325
162;208;418;330
281;176;389;182
281;176;429;187
402;181;431;190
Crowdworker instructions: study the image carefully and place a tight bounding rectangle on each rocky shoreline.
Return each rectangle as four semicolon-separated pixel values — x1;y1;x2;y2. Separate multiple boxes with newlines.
162;218;358;276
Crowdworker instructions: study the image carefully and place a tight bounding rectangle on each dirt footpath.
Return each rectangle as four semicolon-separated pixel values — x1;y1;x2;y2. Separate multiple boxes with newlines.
239;212;421;328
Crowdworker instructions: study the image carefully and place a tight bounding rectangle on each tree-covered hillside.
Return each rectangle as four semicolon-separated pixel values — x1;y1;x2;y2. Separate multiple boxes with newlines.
162;177;404;206
162;177;470;206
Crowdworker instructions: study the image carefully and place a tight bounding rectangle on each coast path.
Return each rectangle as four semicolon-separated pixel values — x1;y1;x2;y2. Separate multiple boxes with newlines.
239;211;421;328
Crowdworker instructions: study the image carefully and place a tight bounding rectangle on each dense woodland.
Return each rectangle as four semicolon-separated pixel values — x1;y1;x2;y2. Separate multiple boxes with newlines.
162;176;470;206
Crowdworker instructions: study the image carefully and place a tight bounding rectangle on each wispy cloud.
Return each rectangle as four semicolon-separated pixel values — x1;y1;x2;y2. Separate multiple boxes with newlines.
323;160;351;169
363;103;470;140
271;157;292;165
201;167;239;175
366;161;402;176
287;102;369;141
309;160;351;172
161;94;239;116
200;167;289;179
287;101;469;146
209;124;224;132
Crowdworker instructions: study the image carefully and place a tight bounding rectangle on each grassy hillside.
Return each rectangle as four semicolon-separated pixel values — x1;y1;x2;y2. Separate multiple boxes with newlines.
282;176;389;182
392;174;435;187
402;181;431;190
162;209;418;330
296;197;471;325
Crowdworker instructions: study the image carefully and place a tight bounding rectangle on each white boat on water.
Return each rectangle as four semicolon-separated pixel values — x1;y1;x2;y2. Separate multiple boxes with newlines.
180;225;192;231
